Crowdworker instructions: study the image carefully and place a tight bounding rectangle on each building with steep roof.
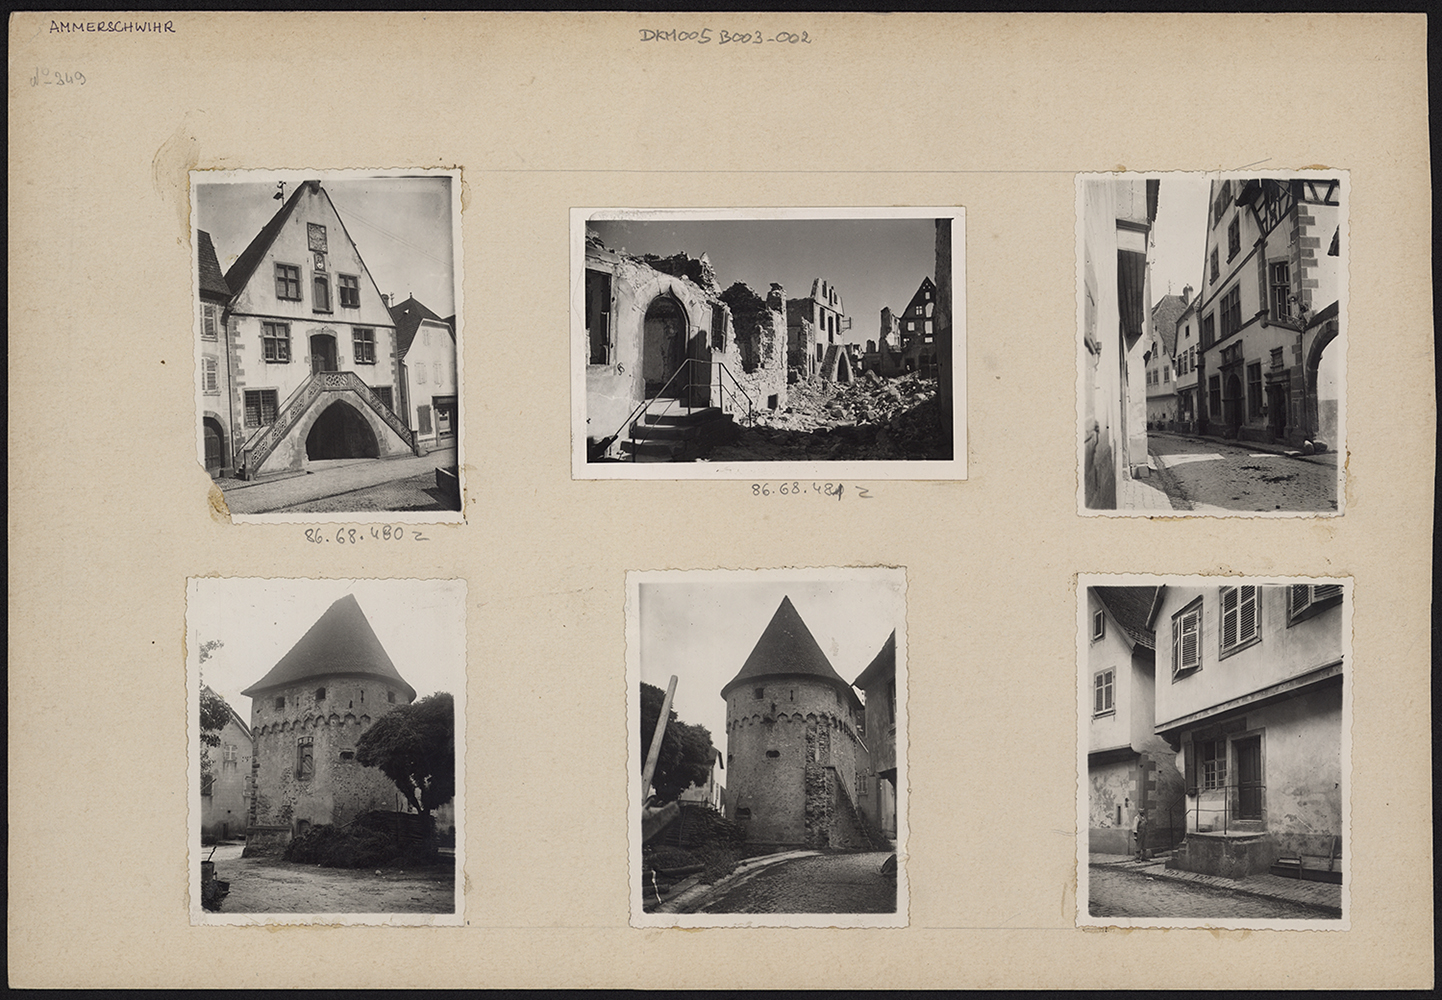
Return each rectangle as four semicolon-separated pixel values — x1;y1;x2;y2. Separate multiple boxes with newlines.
242;594;416;855
1145;289;1191;429
852;631;898;844
200;687;252;841
721;597;876;850
388;295;458;454
1086;586;1184;856
786;278;851;380
197;179;421;480
197;231;236;476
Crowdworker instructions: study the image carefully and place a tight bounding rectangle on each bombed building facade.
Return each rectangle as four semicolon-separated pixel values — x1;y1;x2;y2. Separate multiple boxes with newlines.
242;594;418;855
786;278;854;382
584;233;789;460
721;597;879;851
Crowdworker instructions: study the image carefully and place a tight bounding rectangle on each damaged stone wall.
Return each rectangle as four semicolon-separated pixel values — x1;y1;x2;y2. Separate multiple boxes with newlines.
718;281;788;412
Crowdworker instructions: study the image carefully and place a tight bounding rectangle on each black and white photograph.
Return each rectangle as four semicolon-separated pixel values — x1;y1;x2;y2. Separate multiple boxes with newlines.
1078;173;1345;515
194;170;463;520
573;208;965;479
188;578;465;925
1079;576;1349;928
628;568;906;928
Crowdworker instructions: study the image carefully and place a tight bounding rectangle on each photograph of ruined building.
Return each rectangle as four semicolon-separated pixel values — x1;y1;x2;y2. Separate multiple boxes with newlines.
577;211;961;473
1082;579;1347;925
1079;174;1344;514
194;172;462;517
631;571;905;924
189;578;464;921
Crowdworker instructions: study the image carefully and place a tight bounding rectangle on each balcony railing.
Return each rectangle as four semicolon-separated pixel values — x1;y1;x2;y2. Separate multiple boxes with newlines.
1187;782;1266;836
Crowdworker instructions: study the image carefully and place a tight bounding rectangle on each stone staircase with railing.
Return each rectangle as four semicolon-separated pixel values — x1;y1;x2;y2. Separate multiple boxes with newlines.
826;765;884;851
240;371;417;479
621;398;735;462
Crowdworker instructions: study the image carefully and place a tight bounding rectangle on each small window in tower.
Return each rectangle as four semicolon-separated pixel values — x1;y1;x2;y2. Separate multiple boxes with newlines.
753;687;764;699
274;696;285;710
765;750;780;759
315;687;326;702
388;691;396;703
360;690;364;703
339;750;355;762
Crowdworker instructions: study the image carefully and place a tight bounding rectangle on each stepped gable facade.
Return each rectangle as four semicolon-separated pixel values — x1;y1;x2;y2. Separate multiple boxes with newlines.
242;594;416;855
721;596;873;850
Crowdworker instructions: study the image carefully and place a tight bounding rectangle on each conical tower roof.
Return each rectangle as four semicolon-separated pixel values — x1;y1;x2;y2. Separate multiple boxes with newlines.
241;594;416;700
721;596;856;706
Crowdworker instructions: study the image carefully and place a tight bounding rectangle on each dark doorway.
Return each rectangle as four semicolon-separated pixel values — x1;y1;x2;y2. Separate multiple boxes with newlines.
1224;373;1244;433
1235;736;1263;821
1267;377;1290;440
310;333;338;374
203;417;225;475
642;295;687;397
306;400;380;460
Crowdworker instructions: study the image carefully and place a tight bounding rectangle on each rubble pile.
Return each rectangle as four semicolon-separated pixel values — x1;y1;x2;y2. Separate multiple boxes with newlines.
705;371;950;462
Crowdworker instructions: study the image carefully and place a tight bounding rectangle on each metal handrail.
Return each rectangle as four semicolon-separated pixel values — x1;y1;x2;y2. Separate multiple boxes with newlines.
1188;781;1266;836
241;370;418;477
595;358;758;462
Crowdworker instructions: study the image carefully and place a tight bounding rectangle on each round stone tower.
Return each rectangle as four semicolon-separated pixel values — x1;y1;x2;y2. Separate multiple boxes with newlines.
241;594;416;855
721;596;869;850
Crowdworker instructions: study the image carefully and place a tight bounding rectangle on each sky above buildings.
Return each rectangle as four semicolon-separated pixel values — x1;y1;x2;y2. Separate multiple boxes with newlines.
1150;175;1342;400
589;216;940;346
195;174;457;317
637;574;905;762
191;578;466;720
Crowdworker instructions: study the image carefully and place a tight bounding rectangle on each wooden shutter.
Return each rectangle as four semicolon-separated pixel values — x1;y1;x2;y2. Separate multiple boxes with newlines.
1183;741;1197;796
1238;586;1259;643
1313;583;1343;602
1221;587;1239;649
1094;674;1104;714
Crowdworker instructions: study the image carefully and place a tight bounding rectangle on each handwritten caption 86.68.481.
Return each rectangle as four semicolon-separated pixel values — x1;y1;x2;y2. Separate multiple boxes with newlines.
751;483;868;501
639;28;811;45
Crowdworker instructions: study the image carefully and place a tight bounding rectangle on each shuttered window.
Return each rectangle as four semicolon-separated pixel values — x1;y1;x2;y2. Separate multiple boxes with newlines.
1172;598;1203;679
1288;583;1343;625
1093;670;1114;716
1220;586;1260;656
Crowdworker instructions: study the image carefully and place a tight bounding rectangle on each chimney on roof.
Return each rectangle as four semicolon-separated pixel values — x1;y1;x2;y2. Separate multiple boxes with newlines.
1182;284;1193;304
381;293;390;308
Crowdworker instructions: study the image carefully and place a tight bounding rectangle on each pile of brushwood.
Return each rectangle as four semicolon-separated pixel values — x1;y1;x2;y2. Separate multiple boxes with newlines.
641;807;748;909
284;815;438;869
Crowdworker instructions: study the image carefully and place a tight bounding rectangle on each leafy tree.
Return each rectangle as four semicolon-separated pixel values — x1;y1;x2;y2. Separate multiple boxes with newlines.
198;636;231;794
199;686;232;794
639;682;715;804
356;691;455;819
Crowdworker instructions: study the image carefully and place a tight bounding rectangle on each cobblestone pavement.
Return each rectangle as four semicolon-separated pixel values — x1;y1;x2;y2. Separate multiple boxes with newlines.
686;852;897;914
1089;866;1340;920
1117;473;1175;511
220;448;458;514
1147;434;1338;512
269;470;456;513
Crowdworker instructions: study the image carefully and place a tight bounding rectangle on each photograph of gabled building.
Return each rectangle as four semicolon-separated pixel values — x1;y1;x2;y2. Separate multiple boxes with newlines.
194;172;461;516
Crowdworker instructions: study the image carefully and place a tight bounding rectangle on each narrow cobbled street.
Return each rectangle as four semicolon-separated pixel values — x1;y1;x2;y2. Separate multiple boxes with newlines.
1148;433;1338;512
1089;866;1339;920
683;852;896;914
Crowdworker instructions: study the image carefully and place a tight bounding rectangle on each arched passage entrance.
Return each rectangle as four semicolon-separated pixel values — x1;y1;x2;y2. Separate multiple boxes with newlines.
642;295;687;397
306;400;380;460
1307;318;1341;445
203;417;225;475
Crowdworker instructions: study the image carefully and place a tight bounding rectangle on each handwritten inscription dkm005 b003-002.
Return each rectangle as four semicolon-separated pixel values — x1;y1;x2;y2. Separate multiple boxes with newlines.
638;28;812;45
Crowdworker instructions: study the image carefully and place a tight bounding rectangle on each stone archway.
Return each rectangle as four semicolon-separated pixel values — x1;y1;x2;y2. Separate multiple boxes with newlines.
1305;318;1340;444
306;399;380;460
642;294;688;397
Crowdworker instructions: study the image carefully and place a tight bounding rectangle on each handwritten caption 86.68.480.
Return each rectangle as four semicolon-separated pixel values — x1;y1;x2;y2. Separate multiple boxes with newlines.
639;28;811;45
303;526;429;545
